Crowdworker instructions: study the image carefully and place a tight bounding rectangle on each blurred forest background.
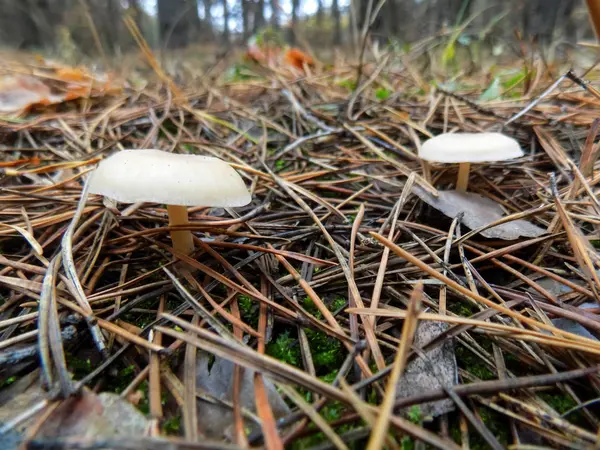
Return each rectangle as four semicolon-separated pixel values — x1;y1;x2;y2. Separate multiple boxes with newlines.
0;0;595;63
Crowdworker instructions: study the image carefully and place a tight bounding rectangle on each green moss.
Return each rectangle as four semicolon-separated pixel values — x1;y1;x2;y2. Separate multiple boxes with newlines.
538;390;586;426
290;399;358;449
407;405;422;424
447;407;509;449
65;352;92;379
401;435;415;450
538;391;577;414
237;294;259;329
0;376;16;388
448;300;476;317
300;297;347;373
162;415;182;434
137;380;150;415
305;328;344;372
455;345;495;381
376;87;392;101
330;296;347;312
474;407;509;448
337;79;357;92
266;331;301;367
110;364;137;394
303;297;322;318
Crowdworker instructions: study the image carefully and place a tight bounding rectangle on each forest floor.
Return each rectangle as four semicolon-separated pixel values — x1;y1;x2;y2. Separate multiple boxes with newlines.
1;45;600;450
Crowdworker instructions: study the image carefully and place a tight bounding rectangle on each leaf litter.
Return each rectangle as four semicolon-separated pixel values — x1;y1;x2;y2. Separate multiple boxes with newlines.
0;36;599;449
413;186;546;240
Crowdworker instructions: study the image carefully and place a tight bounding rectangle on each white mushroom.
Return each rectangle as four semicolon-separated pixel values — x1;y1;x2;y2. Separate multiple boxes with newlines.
89;149;251;256
419;132;523;192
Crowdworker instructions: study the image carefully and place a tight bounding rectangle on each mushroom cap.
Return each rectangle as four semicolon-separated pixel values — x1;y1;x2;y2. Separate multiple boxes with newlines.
419;132;524;163
89;149;251;207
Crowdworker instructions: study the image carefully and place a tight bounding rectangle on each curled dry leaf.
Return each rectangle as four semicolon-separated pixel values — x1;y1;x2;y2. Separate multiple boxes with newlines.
0;76;59;113
0;64;120;116
413;187;546;240
194;351;290;441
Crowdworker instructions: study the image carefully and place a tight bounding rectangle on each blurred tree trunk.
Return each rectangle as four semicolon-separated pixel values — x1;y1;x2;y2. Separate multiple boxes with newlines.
384;0;398;38
561;0;577;42
126;0;143;30
223;0;230;44
437;0;463;28
20;0;61;48
201;0;214;38
288;0;299;43
242;0;250;39
332;0;341;45
316;0;324;26
158;0;198;48
270;0;280;27
105;0;121;52
522;0;562;46
255;0;266;31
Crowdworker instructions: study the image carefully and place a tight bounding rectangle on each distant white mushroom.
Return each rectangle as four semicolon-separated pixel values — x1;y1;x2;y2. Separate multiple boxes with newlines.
89;149;251;256
419;132;523;192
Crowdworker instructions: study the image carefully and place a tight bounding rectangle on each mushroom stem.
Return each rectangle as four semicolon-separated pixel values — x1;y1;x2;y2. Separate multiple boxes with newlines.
167;204;195;256
456;162;471;192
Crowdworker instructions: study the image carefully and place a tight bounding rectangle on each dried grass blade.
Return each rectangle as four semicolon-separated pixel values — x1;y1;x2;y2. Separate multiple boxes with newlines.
38;255;73;395
370;174;414;324
60;176;106;355
157;314;346;402
230;297;249;448
339;379;461;450
183;314;199;441
203;241;337;267
348;308;600;355
369;231;600;344
96;319;164;353
149;297;165;433
551;174;600;296
278;384;349;450
254;277;284;450
581;118;600;177
163;267;239;342
367;282;423;450
344;124;438;196
349;203;365;343
260;163;386;369
0;223;45;261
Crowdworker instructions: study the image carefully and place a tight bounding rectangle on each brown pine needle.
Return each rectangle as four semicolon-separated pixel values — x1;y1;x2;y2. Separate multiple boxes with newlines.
367;282;423;450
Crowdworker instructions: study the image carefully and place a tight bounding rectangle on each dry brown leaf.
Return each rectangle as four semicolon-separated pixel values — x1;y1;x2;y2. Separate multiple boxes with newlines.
0;384;150;450
34;389;150;441
194;351;290;441
395;321;457;419
413;187;546;240
0;64;120;116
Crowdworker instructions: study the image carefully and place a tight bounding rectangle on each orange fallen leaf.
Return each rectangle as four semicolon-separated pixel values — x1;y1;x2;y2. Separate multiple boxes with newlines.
245;44;281;66
54;67;90;83
284;48;315;70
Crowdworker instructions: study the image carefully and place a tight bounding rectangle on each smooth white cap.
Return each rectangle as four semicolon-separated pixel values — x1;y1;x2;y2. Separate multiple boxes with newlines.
419;132;523;163
89;149;251;207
